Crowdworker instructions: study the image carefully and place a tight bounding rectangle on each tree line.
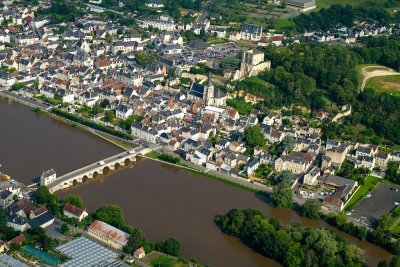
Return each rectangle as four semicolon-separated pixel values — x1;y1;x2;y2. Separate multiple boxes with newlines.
294;2;395;32
52;108;133;140
250;38;400;146
215;208;364;267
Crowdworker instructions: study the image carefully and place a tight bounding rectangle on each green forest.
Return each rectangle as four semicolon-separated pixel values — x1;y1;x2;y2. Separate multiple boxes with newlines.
239;36;400;146
294;3;395;31
215;209;364;267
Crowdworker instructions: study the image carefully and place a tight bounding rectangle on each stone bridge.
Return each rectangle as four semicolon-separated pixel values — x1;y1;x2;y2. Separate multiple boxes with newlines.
47;147;152;193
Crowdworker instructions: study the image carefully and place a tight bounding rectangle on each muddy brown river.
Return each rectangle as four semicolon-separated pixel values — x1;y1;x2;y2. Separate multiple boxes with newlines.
0;99;393;266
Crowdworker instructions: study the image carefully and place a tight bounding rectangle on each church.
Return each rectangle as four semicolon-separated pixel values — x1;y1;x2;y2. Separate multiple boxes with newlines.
187;73;227;107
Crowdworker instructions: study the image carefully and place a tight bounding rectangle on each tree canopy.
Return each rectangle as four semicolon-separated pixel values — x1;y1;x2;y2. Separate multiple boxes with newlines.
294;4;392;32
154;237;181;256
94;205;125;230
124;226;148;254
215;209;364;267
270;182;294;208
64;194;84;209
220;56;241;71
135;52;156;67
300;199;322;219
244;125;266;148
253;38;400;146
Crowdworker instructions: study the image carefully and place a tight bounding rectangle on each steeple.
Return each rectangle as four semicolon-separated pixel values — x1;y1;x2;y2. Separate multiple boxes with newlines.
205;72;214;106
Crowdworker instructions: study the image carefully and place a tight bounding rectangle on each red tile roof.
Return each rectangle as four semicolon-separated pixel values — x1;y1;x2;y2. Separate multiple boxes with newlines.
88;220;130;246
5;235;25;249
63;203;85;217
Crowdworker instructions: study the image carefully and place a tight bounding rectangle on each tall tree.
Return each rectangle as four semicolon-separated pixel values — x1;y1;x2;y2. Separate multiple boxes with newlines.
244;125;266;147
270;182;294;208
64;194;84;208
124;226;148;254
300;199;322;219
95;205;125;229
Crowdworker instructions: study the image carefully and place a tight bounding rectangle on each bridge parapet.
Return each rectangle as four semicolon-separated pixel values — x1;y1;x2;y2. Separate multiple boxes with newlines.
47;148;150;193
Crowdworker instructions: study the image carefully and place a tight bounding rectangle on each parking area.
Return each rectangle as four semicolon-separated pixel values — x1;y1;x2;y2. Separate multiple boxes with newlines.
348;183;400;227
45;223;71;242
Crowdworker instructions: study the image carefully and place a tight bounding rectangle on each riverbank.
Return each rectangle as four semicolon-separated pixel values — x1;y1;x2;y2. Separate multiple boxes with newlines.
1;92;396;265
0;92;263;195
144;151;267;195
0;92;134;151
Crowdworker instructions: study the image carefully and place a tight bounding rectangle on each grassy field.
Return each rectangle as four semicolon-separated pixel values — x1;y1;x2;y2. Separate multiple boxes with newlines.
145;251;200;267
208;38;229;45
95;131;135;150
316;0;386;9
355;64;400;92
344;176;381;211
270;18;297;33
387;205;400;235
355;64;382;86
365;75;400;97
150;255;181;267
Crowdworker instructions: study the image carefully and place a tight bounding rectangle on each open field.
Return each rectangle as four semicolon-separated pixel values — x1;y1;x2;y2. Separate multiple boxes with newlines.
144;251;199;267
356;64;400;91
316;0;386;9
365;75;400;97
208;0;300;29
389;206;400;233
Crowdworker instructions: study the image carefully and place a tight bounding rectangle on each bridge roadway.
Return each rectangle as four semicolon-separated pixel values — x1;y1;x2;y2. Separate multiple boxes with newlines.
47;147;151;193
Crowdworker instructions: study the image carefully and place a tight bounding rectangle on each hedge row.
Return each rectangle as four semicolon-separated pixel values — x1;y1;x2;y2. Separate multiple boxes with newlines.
52;108;132;140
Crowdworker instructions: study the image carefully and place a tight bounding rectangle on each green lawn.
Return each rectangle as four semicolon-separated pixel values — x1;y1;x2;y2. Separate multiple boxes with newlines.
95;132;135;150
146;252;200;267
344;176;381;211
316;0;386;9
355;64;381;87
208;38;228;45
365;75;400;97
269;18;297;33
391;220;400;235
150;255;177;267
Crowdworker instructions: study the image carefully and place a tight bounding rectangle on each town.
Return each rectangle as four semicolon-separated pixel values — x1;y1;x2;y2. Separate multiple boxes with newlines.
0;0;400;266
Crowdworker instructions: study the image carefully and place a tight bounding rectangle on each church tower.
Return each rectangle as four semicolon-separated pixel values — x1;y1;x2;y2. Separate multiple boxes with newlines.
205;72;214;106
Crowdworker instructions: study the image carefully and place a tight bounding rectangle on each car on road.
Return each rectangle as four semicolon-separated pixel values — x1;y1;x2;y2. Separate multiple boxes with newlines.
98;161;105;166
364;194;372;198
392;188;399;192
128;150;135;154
394;202;400;206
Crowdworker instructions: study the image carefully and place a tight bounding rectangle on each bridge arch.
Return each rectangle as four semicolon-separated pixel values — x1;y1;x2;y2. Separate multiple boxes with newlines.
82;175;89;183
124;158;131;166
114;163;121;170
72;179;78;186
93;171;99;178
103;166;110;175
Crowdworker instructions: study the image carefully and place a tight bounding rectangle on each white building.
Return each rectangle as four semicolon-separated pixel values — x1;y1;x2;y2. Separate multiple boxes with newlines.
0;71;15;89
40;169;57;186
63;203;89;222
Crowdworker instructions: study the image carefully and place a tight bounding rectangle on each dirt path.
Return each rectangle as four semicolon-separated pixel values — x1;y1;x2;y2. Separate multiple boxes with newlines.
360;66;400;90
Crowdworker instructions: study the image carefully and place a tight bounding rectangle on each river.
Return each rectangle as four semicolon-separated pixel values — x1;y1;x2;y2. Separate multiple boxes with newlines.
0;98;393;267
